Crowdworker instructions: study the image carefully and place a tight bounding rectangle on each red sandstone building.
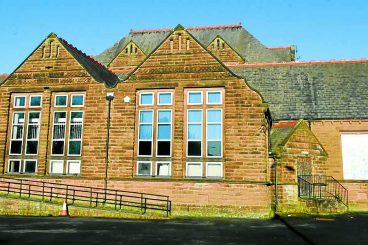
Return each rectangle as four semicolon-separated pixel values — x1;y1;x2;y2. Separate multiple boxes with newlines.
0;24;367;216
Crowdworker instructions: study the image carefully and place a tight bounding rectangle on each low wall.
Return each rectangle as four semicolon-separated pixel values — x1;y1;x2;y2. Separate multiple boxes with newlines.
1;177;273;218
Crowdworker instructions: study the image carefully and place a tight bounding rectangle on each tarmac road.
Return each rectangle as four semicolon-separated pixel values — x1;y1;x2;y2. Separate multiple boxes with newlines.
0;213;367;245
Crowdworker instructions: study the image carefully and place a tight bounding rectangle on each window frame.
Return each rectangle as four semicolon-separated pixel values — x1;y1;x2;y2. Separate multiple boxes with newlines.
156;109;172;157
9;111;25;156
67;111;84;156
14;95;26;108
66;160;81;175
206;109;223;158
8;159;22;174
186;162;203;178
139;92;154;106
156;161;171;177
186;109;203;157
51;111;67;156
136;161;152;176
206;162;223;178
25;111;41;156
138;110;154;157
23;159;38;174
29;95;42;108
157;92;173;106
49;160;64;175
206;91;222;105
71;94;85;107
187;91;203;105
54;94;68;108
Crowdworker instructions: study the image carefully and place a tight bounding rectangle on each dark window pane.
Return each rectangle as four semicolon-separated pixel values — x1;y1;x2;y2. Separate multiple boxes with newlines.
188;141;201;156
10;141;22;154
139;141;152;156
55;95;67;106
9;160;20;173
157;141;171;156
69;141;81;155
138;162;151;176
52;141;64;155
26;141;38;154
207;141;221;156
30;96;41;107
24;161;36;173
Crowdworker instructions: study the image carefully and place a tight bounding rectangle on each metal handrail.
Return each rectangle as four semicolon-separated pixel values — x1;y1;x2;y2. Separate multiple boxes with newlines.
0;177;171;216
297;175;348;208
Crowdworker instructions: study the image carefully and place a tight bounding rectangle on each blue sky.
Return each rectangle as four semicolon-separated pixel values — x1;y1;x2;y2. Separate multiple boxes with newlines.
1;0;367;74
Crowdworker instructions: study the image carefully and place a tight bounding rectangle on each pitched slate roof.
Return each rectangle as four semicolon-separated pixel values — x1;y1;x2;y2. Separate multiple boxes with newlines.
0;74;7;84
95;24;291;66
230;60;368;121
58;37;119;87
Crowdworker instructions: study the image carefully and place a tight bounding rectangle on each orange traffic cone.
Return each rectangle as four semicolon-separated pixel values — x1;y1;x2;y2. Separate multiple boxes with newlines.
61;200;69;217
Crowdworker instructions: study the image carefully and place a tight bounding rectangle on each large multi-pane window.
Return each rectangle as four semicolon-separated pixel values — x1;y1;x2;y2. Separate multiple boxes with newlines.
8;94;42;174
50;93;84;175
136;90;173;177
185;88;224;178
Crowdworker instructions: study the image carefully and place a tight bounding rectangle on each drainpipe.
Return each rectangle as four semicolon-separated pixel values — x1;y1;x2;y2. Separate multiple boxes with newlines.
105;92;114;196
270;152;278;213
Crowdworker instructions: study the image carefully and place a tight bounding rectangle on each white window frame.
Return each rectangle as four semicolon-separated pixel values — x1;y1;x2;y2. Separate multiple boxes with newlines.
14;95;26;108
25;111;41;156
49;160;64;175
67;111;84;156
137;161;152;176
66;160;81;175
51;111;67;156
139;92;154;106
8;159;21;174
29;95;42;108
206;162;223;178
206;91;222;105
156;161;171;177
71;94;85;107
206;109;223;158
186;109;203;157
9;111;25;156
54;94;68;107
186;162;203;178
156;109;172;157
23;159;38;174
187;91;203;105
138;110;154;157
157;92;173;105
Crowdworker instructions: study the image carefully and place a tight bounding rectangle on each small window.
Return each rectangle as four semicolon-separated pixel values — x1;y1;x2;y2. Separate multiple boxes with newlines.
139;93;154;106
137;161;152;176
67;160;80;175
29;95;42;107
158;92;172;105
206;162;223;178
24;160;37;174
187;110;202;157
156;162;171;177
14;96;26;108
8;160;21;174
186;162;202;177
138;111;153;156
71;94;84;107
188;91;202;105
55;95;68;107
206;91;222;105
50;160;63;174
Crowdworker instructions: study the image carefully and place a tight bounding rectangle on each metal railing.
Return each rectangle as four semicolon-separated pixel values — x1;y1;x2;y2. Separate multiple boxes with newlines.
298;175;348;208
0;177;171;216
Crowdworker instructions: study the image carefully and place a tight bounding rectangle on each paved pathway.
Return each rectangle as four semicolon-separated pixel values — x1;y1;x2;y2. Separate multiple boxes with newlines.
0;214;367;244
